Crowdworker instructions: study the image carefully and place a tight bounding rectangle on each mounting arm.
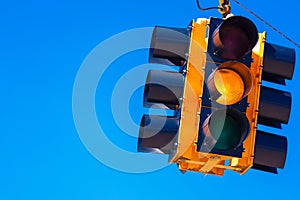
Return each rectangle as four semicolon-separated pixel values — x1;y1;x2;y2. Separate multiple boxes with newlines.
219;0;231;18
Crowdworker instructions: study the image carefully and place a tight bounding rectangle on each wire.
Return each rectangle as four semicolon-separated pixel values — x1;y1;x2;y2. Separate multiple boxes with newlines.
196;0;221;11
232;0;300;48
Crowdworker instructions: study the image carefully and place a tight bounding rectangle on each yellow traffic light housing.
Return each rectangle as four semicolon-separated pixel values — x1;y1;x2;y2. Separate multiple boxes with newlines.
137;15;295;176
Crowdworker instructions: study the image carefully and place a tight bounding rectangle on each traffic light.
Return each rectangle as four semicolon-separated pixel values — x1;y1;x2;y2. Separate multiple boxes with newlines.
138;26;190;154
251;42;295;173
198;16;258;159
137;15;295;176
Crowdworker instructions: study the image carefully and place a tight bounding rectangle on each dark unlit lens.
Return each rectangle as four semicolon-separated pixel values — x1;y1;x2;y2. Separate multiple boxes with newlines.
202;108;250;151
212;16;258;60
209;111;241;150
220;25;249;60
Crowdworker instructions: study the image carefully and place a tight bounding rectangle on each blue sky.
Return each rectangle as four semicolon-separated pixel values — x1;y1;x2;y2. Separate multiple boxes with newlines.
1;0;299;199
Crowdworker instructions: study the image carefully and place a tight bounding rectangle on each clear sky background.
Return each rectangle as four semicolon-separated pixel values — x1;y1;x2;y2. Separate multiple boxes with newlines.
1;0;299;199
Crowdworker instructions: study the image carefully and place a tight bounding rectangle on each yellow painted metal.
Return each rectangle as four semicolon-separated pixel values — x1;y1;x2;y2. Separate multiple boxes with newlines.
169;19;207;163
231;32;266;174
178;158;242;172
169;19;226;176
200;156;222;173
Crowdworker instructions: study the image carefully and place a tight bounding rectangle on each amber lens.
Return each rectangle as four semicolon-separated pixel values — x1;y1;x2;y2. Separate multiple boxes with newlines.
214;69;244;105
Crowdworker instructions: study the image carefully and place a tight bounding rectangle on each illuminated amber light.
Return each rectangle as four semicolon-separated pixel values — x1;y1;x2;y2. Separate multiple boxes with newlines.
214;69;244;105
207;61;254;106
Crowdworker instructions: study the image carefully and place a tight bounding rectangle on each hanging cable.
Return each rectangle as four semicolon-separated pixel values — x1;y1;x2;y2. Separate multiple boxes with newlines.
196;0;231;18
196;0;221;11
232;0;300;48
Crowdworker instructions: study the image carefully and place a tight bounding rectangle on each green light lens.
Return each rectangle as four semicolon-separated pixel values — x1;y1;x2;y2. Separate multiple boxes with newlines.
209;110;241;151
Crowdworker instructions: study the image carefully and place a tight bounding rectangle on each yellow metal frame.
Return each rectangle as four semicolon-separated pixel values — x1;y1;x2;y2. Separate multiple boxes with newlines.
169;17;266;176
169;19;207;163
232;32;266;174
169;19;225;176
